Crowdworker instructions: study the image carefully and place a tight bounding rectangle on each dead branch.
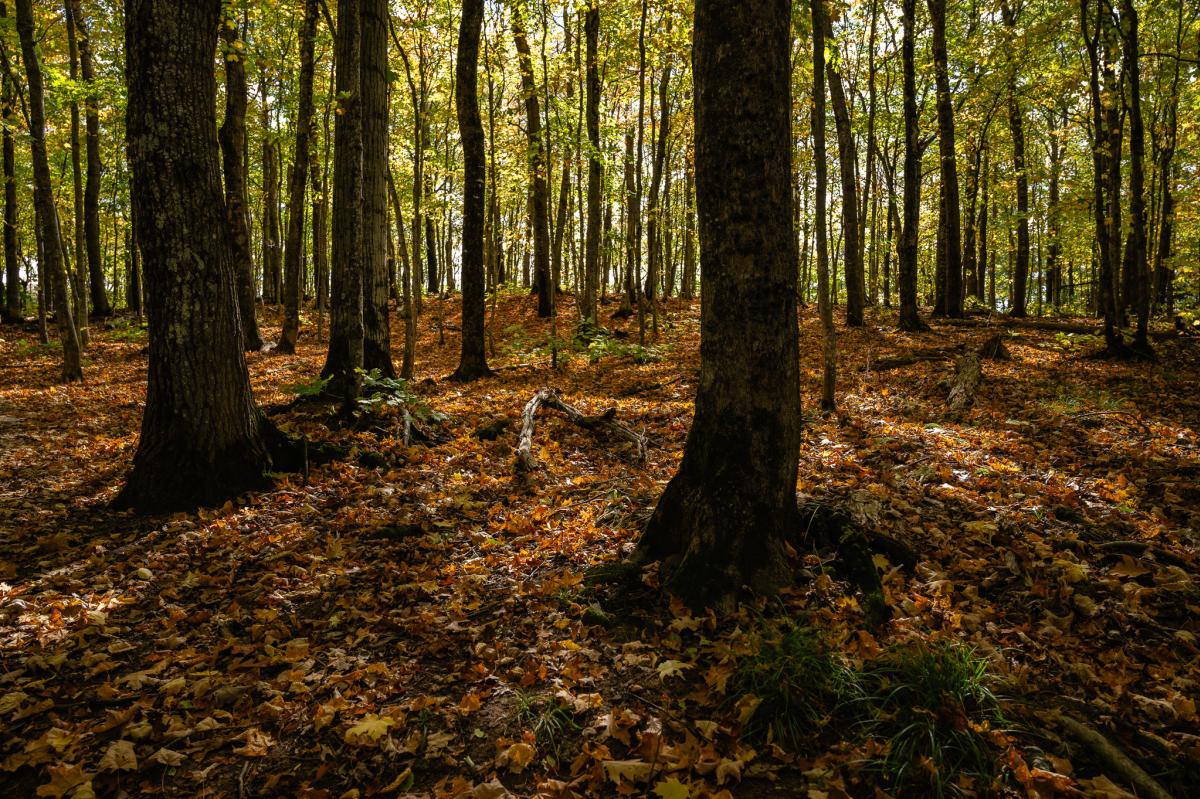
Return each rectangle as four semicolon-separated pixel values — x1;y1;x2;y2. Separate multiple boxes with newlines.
514;388;648;475
947;353;982;413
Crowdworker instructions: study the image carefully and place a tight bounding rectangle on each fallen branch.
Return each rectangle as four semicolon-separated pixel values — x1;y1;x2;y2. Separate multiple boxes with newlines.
514;388;648;475
1049;711;1174;799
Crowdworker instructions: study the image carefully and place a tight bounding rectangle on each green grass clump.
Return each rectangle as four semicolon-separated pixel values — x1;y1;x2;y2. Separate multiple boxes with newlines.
731;624;853;751
513;692;580;765
856;641;1004;797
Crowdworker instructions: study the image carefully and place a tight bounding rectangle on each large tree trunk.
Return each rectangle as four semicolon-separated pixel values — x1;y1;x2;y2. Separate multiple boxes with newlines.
824;18;864;327
928;0;962;317
452;0;490;381
898;0;924;331
277;0;318;354
320;0;365;403
581;0;601;323
360;0;393;374
814;0;836;410
636;0;800;608
218;15;263;351
16;0;82;381
73;0;108;317
512;4;552;317
119;0;275;511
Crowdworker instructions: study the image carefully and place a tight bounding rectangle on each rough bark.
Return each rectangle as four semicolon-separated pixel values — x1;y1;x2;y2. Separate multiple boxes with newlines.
72;0;108;317
320;0;365;404
218;15;263;351
814;0;836;411
361;0;393;374
824;16;864;327
1002;1;1029;318
16;0;82;381
1122;0;1151;355
947;352;981;413
260;99;282;306
452;0;491;381
119;0;275;511
635;0;800;608
277;0;318;354
1;64;19;322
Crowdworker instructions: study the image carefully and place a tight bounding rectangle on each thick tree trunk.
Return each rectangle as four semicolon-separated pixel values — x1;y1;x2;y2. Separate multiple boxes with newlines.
582;0;601;323
320;0;365;403
512;4;552;317
17;0;82;381
119;0;275;511
636;0;800;608
277;0;318;354
824;21;863;327
218;17;263;351
361;0;393;374
928;0;962;317
452;0;490;381
898;0;924;331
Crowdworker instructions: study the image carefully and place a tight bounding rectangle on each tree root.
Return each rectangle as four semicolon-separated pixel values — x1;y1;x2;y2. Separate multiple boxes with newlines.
1048;711;1174;799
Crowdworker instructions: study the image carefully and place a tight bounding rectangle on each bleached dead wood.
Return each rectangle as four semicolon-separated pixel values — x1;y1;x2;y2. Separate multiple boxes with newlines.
514;388;648;474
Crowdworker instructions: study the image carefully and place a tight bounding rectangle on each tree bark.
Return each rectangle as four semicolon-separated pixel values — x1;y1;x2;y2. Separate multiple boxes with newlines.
72;0;108;317
1;62;19;322
277;0;318;354
17;0;82;380
452;0;490;381
218;15;263;351
119;0;275;511
320;0;365;403
824;17;863;327
814;0;836;410
636;0;800;608
1002;0;1029;318
1121;0;1151;354
581;0;601;323
360;0;393;374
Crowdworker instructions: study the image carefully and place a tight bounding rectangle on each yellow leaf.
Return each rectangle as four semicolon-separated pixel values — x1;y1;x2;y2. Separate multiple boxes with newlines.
656;660;690;680
149;747;185;766
602;759;653;785
36;763;90;798
653;777;691;799
344;714;394;745
497;742;536;773
233;727;273;757
97;740;137;772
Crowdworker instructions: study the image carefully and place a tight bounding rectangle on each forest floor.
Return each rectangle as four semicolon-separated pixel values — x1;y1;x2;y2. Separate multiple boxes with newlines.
1;294;1198;799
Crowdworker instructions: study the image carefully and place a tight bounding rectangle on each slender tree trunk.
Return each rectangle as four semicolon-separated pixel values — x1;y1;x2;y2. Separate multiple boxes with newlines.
1122;0;1151;353
218;16;263;350
1002;1;1029;317
65;2;90;344
260;91;282;306
360;0;393;374
452;0;490;380
512;3;552;317
636;0;800;609
898;0;924;331
928;0;962;317
119;0;277;511
17;0;82;381
582;0;601;323
320;0;365;404
681;150;696;300
644;61;672;307
824;19;863;327
814;0;837;410
277;0;318;354
1;65;19;322
69;1;108;318
621;130;637;314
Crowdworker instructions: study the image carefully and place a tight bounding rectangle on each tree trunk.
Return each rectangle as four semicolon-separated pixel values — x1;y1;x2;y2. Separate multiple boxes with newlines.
512;3;552;317
681;150;696;300
582;0;601;323
260;94;282;306
898;0;924;331
119;0;275;511
636;0;800;608
814;0;836;410
644;61;672;305
218;16;263;351
1002;1;1029;318
72;0;108;317
824;19;863;327
277;0;318;354
360;0;393;374
1122;0;1151;354
17;0;82;381
452;0;490;381
928;0;962;317
320;0;365;403
1;64;19;322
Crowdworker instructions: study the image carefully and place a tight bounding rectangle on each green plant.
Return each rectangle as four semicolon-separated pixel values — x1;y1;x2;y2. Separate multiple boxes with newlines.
513;692;580;765
283;374;332;398
731;624;854;751
856;641;1004;798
